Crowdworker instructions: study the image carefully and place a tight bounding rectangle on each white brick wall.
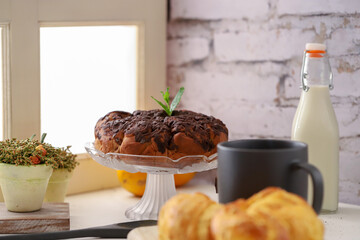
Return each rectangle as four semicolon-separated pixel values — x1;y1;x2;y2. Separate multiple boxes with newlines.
216;104;295;138
327;28;360;56
167;38;210;66
335;106;360;137
167;22;211;39
278;0;360;16
339;136;360;203
168;0;360;205
214;29;315;61
331;58;360;98
171;0;269;20
178;70;278;103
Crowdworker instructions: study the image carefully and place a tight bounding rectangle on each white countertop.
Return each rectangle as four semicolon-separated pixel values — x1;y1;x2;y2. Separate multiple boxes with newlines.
65;182;360;240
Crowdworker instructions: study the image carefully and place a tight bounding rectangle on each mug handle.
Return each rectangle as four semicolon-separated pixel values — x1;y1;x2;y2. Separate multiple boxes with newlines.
292;162;324;214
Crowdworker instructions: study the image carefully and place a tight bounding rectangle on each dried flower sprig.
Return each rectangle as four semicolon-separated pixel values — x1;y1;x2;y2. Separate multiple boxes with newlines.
41;143;78;171
0;135;78;171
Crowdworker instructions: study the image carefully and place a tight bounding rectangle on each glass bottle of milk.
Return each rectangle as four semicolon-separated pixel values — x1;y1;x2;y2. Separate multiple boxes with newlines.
291;43;339;213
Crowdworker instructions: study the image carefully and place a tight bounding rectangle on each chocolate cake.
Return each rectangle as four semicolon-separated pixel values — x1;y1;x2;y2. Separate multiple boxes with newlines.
94;109;228;166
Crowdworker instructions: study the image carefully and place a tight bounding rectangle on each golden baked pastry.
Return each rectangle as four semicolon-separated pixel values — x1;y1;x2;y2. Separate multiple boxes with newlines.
94;109;228;166
158;192;221;240
211;200;271;240
244;187;324;240
158;187;324;240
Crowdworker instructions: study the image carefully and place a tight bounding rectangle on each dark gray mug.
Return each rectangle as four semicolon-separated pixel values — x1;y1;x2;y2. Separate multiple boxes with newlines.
217;139;323;214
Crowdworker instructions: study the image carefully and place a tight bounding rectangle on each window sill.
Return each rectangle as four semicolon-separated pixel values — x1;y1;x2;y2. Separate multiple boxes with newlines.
67;153;120;195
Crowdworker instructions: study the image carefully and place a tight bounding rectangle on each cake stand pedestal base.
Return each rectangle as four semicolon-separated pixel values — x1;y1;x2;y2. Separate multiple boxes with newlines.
85;142;218;220
125;173;176;220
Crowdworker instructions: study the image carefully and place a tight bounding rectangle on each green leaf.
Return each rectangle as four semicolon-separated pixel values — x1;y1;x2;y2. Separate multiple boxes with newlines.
161;88;170;107
40;133;47;144
151;96;171;116
170;87;185;114
29;134;36;141
151;87;185;116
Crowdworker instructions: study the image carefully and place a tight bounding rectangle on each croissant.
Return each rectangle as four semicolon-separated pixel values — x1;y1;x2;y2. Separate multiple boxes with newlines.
158;187;324;240
158;192;221;240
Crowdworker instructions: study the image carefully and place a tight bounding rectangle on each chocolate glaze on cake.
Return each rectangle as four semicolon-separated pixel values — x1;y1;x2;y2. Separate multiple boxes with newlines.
94;109;228;161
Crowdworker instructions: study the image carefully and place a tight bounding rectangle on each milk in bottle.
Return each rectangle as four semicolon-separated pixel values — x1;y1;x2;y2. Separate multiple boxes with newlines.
291;43;339;213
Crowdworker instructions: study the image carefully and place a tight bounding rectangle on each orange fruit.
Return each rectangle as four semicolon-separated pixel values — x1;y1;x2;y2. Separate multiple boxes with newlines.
117;170;147;197
117;170;196;197
174;172;196;187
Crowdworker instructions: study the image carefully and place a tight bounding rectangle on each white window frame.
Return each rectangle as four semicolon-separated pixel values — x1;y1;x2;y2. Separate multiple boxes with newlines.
0;0;166;194
0;23;10;139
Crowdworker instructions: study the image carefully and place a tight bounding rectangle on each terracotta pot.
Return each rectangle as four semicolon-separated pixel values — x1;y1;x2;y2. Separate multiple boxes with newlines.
44;168;73;202
0;163;53;212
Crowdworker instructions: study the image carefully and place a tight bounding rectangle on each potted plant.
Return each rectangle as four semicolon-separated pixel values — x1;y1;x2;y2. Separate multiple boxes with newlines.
0;134;78;212
0;135;54;212
43;140;78;203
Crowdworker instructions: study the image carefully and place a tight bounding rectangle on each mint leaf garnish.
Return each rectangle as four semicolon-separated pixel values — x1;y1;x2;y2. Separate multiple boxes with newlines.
151;87;184;116
170;87;184;113
151;96;172;116
161;88;170;108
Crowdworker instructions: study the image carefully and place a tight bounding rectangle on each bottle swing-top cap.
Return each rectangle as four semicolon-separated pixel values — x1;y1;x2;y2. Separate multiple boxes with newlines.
305;43;326;51
301;43;333;91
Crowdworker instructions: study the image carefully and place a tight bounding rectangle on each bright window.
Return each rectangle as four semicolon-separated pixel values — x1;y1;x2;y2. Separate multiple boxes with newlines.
40;26;137;153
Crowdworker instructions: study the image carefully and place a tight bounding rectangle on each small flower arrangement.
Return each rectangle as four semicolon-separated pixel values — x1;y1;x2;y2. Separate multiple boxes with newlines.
0;133;79;211
0;133;78;170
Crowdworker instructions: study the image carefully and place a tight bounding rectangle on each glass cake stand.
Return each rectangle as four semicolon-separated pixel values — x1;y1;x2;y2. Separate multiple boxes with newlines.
85;142;217;220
